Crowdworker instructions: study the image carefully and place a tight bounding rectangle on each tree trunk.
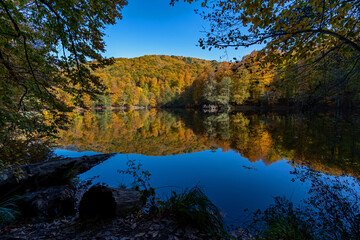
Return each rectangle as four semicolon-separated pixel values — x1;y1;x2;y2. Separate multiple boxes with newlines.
0;153;115;194
79;185;143;219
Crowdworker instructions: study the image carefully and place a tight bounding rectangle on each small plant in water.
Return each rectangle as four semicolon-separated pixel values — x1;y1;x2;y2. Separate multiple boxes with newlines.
118;159;156;208
118;159;152;190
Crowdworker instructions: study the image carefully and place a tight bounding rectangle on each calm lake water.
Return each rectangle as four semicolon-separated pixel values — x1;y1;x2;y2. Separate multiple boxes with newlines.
55;109;360;225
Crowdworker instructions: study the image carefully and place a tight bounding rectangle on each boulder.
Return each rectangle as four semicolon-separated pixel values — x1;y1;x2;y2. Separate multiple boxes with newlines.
79;185;143;219
17;185;76;218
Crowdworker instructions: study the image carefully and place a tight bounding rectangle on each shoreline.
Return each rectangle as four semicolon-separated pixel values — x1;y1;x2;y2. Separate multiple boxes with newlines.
75;102;360;115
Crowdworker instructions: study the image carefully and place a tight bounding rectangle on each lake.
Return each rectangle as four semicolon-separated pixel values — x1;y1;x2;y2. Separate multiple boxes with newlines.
55;109;360;226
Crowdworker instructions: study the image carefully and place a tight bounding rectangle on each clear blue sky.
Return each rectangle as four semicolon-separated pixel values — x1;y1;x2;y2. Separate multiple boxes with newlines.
103;0;261;61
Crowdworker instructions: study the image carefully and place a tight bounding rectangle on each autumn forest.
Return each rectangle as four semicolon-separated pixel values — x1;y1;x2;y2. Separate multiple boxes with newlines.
1;0;360;239
60;50;360;111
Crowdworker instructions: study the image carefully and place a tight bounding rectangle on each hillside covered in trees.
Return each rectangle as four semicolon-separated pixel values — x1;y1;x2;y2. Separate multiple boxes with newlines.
73;55;217;108
62;52;360;110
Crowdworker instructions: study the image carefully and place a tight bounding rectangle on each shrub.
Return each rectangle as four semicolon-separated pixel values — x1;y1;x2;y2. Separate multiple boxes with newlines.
259;197;317;240
158;186;227;237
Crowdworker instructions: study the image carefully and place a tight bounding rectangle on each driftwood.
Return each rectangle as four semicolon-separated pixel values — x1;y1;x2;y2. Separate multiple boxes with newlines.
0;153;115;194
79;185;143;219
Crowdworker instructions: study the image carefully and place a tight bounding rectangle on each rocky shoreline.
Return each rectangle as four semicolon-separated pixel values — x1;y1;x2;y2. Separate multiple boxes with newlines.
1;215;205;240
0;214;254;240
0;154;255;239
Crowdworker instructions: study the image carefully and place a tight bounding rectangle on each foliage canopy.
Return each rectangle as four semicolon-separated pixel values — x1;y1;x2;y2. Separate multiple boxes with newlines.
0;0;127;163
170;0;360;108
0;0;127;141
172;0;360;64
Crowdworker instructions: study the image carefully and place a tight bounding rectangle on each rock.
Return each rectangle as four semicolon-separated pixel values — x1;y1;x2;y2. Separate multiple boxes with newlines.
79;185;143;219
152;231;159;237
134;232;145;237
17;185;76;218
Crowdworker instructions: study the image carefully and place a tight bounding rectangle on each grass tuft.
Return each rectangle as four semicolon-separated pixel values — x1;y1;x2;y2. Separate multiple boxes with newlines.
158;186;227;237
0;196;20;227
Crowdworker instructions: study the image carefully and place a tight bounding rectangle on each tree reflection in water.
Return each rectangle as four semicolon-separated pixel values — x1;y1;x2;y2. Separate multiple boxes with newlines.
249;167;360;239
58;110;360;178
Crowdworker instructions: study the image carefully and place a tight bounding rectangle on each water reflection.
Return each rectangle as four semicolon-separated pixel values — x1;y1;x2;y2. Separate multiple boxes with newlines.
55;110;360;227
57;110;207;156
55;149;309;225
57;110;360;177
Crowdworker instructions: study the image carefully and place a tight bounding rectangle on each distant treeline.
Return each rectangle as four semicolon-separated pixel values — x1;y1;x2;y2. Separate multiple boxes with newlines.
59;52;360;110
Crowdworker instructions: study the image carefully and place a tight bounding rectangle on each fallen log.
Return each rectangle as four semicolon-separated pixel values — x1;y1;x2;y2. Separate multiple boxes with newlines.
0;153;116;194
79;185;143;219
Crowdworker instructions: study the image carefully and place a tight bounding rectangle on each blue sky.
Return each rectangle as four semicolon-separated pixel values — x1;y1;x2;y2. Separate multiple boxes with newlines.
103;0;261;61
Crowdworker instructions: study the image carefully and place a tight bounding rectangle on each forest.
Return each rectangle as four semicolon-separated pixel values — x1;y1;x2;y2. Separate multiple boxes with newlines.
65;51;360;110
1;0;360;239
1;0;359;165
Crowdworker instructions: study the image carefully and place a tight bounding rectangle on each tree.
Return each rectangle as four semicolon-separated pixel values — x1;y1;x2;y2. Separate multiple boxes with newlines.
171;0;360;66
202;71;217;103
217;76;232;106
231;64;250;105
0;0;127;162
